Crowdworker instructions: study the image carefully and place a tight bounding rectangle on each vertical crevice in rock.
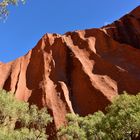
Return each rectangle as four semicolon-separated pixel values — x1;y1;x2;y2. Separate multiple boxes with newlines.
26;47;45;108
15;61;22;93
3;74;11;91
65;45;76;112
55;81;73;113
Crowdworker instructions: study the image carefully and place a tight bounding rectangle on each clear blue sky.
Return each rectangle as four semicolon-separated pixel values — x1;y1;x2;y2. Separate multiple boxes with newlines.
0;0;140;63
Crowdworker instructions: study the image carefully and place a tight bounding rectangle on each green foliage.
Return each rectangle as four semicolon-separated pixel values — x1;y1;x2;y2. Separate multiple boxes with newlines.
58;93;140;140
0;0;25;19
58;112;105;140
0;89;52;140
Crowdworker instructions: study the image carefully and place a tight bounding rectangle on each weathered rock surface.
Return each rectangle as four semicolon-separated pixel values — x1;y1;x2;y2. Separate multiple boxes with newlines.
1;6;140;139
102;6;140;49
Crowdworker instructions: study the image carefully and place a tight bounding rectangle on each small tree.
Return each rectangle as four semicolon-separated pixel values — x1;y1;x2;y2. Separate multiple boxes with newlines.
58;112;105;140
101;93;140;139
58;93;140;140
0;89;52;140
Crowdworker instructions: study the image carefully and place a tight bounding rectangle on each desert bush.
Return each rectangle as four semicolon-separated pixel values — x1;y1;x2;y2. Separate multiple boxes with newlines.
0;89;52;140
58;92;140;140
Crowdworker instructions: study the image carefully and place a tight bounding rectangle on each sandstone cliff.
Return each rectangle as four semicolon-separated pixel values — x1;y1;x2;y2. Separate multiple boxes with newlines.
0;6;140;139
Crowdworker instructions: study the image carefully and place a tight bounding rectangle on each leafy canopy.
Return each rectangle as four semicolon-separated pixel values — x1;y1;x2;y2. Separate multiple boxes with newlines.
58;93;140;140
0;89;52;140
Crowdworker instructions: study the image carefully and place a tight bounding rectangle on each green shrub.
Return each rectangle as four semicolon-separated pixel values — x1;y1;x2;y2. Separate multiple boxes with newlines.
58;92;140;140
0;89;52;140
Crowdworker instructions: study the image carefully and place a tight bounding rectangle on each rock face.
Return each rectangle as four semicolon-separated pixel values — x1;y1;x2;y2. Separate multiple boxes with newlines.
102;6;140;49
1;6;140;138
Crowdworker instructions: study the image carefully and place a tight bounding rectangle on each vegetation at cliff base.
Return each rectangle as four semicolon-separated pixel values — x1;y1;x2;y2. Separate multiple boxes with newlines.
58;93;140;140
1;89;140;140
0;90;52;140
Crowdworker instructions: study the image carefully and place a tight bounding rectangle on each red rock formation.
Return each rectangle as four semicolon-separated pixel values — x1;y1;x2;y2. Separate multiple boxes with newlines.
102;6;140;49
1;6;140;139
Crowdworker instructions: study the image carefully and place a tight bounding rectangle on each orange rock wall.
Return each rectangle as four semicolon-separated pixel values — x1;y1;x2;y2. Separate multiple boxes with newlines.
0;6;140;138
